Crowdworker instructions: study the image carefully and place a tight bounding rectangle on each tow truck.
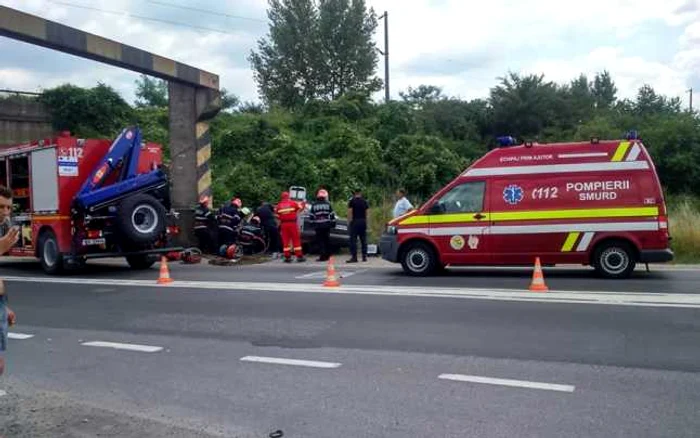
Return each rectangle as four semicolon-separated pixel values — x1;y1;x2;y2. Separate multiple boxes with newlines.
0;127;181;274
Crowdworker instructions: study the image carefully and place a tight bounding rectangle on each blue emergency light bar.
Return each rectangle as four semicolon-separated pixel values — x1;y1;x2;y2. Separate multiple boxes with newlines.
496;136;517;147
626;130;640;140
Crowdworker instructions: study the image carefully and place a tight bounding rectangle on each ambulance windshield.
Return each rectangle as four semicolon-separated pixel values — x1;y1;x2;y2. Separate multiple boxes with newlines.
432;181;485;213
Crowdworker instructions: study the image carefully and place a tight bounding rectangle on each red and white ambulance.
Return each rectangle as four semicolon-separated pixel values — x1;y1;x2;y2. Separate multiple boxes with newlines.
380;133;673;278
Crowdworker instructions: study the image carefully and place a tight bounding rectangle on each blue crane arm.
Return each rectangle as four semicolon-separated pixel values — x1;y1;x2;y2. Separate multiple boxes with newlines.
74;126;167;211
78;126;143;197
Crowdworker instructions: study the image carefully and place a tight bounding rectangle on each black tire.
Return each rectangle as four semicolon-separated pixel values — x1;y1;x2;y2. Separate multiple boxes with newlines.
117;194;167;245
38;231;64;275
126;254;157;270
593;241;636;279
400;242;438;276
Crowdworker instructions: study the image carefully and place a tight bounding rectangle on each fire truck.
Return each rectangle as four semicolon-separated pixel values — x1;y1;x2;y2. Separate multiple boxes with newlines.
0;127;181;274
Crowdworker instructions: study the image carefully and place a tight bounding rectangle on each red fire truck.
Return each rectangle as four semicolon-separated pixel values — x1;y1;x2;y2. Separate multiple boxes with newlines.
0;127;180;274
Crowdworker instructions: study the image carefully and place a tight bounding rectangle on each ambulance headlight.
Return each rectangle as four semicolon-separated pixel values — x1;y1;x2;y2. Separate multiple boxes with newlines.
386;225;398;235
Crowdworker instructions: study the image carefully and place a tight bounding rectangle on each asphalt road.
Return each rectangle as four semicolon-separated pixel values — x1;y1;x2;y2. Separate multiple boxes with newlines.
1;256;700;293
2;270;700;437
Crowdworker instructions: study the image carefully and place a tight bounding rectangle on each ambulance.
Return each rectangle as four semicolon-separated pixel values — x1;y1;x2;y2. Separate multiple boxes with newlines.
379;133;673;278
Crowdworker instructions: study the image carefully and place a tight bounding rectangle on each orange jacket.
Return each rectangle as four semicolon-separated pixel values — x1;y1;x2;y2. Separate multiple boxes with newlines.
275;199;303;222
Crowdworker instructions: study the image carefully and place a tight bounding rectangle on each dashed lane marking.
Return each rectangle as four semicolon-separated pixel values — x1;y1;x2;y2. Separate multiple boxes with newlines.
8;333;34;340
240;356;341;369
0;390;6;397
81;341;163;353
439;373;575;393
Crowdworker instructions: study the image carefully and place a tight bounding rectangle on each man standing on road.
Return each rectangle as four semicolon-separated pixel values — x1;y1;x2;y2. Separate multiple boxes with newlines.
347;188;369;263
0;186;20;379
393;188;414;219
194;196;217;254
217;197;242;247
256;201;280;257
310;189;335;262
275;191;306;263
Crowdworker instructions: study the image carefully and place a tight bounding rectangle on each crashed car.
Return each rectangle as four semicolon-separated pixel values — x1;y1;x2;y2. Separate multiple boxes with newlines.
289;186;350;254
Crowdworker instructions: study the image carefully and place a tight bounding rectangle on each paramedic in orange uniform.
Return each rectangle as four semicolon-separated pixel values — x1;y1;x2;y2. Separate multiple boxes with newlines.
275;191;306;263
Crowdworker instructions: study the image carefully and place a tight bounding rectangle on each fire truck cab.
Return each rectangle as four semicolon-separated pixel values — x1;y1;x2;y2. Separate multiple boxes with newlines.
0;127;180;274
380;133;674;279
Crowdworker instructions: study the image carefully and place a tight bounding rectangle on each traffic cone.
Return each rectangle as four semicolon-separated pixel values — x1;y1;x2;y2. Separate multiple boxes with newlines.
157;256;174;285
323;256;341;288
529;257;548;292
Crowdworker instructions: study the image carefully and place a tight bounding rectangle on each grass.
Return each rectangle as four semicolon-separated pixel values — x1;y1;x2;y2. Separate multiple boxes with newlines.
668;199;700;263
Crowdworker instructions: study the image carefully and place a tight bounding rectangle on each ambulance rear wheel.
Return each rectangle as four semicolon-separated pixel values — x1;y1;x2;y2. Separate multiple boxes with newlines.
593;241;636;279
400;242;438;276
38;231;64;275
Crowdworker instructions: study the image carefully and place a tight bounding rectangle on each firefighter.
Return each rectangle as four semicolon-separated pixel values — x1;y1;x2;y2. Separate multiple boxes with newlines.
194;195;216;254
310;189;335;262
275;191;305;263
217;197;243;246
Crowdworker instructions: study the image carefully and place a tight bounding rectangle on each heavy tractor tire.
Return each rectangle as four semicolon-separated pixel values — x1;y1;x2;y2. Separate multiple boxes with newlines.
117;194;167;245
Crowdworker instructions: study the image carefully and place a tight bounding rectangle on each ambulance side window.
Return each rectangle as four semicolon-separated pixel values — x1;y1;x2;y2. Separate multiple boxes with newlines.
431;181;485;214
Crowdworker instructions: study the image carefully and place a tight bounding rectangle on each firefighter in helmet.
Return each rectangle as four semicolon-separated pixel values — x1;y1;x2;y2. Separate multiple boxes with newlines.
217;197;243;246
310;188;335;262
194;195;216;253
275;191;305;263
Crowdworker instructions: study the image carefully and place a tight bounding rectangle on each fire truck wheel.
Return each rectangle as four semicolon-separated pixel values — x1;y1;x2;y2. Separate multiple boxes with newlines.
38;231;64;275
400;242;438;276
593;240;636;279
117;194;167;245
126;254;157;270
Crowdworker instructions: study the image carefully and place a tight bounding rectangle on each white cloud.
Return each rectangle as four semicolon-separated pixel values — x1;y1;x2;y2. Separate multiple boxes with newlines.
1;0;698;107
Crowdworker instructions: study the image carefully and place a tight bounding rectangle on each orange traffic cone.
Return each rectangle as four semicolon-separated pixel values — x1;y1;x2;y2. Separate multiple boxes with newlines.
529;257;548;292
323;256;341;288
157;256;174;285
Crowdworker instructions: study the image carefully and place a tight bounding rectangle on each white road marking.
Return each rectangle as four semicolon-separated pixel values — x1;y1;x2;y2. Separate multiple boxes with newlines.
4;276;700;308
240;356;341;369
8;332;34;340
295;269;366;279
439;374;575;393
0;390;6;397
81;341;163;353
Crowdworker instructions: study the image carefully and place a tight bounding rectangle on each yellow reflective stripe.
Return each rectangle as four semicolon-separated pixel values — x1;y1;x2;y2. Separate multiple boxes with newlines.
561;232;580;252
399;207;658;225
400;213;489;225
611;141;630;162
491;207;658;221
277;208;295;213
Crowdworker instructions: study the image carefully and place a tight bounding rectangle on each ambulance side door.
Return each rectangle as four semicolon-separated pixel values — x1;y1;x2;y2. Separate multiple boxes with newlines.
426;180;491;264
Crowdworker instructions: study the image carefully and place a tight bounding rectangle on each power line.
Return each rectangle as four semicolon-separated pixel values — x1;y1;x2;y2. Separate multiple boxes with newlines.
46;0;233;34
144;0;266;23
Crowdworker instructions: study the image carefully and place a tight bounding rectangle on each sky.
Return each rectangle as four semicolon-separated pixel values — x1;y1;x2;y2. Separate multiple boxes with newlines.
1;0;699;108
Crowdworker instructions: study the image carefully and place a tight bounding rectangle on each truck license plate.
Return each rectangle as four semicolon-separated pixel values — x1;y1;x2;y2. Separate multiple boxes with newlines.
82;238;106;246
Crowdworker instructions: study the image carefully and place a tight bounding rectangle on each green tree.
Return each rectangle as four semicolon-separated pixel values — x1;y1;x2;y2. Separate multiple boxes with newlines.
592;70;617;109
134;75;168;108
489;72;560;138
249;0;379;108
40;83;133;137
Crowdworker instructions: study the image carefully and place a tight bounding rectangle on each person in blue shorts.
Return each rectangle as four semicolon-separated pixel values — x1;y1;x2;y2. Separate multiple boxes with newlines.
0;186;20;377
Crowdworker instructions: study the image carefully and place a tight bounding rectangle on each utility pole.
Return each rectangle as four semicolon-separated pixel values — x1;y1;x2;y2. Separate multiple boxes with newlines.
689;88;693;111
378;11;390;102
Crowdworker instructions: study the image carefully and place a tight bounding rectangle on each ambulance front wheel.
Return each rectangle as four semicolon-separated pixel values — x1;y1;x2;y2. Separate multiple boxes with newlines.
400;242;438;276
593;241;636;279
38;230;64;275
